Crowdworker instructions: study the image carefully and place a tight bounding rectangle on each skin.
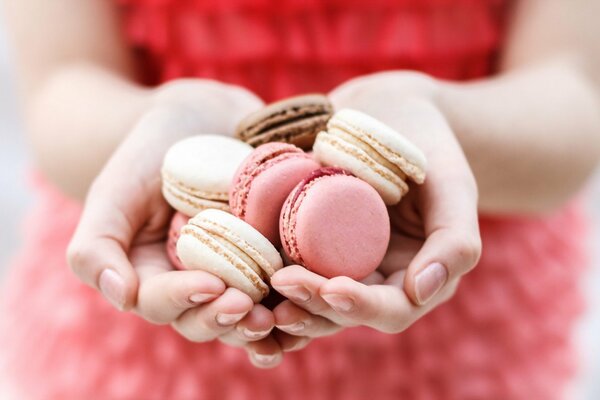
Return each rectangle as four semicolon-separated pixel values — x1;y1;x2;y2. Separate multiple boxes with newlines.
3;0;600;368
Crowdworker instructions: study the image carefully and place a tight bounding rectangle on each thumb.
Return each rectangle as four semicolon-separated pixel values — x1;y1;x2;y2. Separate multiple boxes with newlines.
402;155;481;306
67;192;141;311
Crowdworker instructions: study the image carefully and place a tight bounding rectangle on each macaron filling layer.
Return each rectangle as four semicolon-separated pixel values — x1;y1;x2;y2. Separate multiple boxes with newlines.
192;217;276;278
314;132;409;197
281;167;352;266
328;113;426;184
326;127;408;180
161;172;229;201
162;171;230;212
231;146;312;218
181;223;269;296
241;103;332;143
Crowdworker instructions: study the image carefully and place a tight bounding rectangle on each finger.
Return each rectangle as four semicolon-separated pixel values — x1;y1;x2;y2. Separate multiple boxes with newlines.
136;269;226;324
217;332;247;348
318;276;417;334
234;304;275;341
321;271;462;333
273;300;342;338
67;105;222;311
403;160;481;306
245;335;283;369
270;265;342;322
272;330;312;352
172;288;253;342
67;154;171;312
67;197;143;311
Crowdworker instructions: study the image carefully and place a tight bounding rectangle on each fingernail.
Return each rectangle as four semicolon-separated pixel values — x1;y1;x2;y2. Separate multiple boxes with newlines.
277;321;305;333
322;294;354;313
415;263;448;305
189;293;218;304
241;328;271;339
275;285;311;302
252;353;278;365
216;312;247;326
99;269;126;311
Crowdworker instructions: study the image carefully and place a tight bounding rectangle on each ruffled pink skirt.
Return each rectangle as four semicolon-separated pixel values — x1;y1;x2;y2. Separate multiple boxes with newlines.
0;176;589;399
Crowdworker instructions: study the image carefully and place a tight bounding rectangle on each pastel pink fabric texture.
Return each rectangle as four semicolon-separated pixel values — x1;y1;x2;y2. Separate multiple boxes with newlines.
0;0;590;399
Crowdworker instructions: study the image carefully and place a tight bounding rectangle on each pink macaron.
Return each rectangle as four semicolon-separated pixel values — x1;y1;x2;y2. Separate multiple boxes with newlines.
280;167;390;280
230;142;320;247
166;212;189;270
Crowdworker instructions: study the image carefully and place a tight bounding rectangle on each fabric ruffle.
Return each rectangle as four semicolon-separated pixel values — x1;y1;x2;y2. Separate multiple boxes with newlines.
0;176;587;399
117;0;509;100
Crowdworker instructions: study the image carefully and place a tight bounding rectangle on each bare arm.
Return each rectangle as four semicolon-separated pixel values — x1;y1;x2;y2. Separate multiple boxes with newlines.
2;0;152;199
437;0;600;213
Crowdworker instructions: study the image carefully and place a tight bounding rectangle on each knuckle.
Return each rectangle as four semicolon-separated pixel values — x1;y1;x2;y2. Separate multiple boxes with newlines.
66;241;94;279
136;288;167;325
454;232;482;273
138;311;166;326
173;319;211;343
380;319;409;335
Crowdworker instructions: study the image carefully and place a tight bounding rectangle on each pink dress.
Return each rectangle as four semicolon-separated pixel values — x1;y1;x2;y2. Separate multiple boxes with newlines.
0;0;589;398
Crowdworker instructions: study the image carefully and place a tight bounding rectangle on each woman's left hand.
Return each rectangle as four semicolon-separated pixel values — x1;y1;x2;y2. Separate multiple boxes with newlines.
270;72;482;345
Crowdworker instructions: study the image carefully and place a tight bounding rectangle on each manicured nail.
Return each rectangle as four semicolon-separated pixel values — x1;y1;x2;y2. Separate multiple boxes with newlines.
275;285;311;302
99;269;126;311
277;321;305;333
241;328;271;339
322;294;355;313
189;293;218;304
252;353;278;365
216;312;247;326
415;263;448;305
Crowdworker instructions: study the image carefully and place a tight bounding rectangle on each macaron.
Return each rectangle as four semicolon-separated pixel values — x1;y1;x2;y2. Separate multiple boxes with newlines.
236;94;333;150
230;143;321;246
177;209;283;302
313;109;427;205
166;212;188;270
280;167;390;280
161;135;253;216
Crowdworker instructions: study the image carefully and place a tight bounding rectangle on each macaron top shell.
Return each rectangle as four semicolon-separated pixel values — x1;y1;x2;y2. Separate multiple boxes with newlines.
281;167;390;280
230;143;320;245
161;135;253;216
236;94;333;150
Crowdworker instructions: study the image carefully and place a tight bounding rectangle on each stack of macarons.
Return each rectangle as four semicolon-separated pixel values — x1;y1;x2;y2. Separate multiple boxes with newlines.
161;94;427;302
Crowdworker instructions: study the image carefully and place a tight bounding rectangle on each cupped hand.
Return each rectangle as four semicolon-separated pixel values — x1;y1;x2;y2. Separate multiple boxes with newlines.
67;79;290;368
270;72;481;340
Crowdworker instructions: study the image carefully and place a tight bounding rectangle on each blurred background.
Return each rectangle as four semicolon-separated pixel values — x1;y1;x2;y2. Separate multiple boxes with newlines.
0;21;599;400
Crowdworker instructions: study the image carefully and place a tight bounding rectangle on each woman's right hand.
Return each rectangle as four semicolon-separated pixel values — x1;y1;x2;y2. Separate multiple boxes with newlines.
67;80;288;368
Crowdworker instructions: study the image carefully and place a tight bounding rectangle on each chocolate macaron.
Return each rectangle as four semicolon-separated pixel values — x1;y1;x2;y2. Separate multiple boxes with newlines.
236;94;333;150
